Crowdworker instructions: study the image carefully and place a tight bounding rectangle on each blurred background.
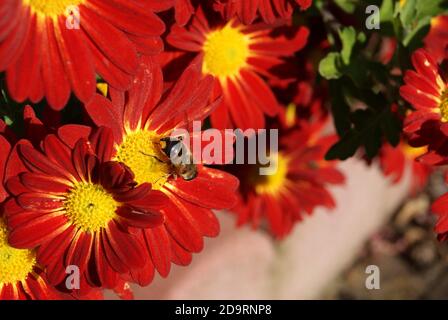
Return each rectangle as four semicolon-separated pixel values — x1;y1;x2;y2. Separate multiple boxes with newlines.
104;156;447;300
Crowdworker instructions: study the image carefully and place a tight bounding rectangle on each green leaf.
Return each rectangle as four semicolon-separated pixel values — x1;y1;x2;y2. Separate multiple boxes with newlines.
339;27;357;65
325;131;361;160
3;115;13;126
399;0;417;28
380;111;401;147
343;56;372;87
380;0;395;23
319;52;343;80
333;0;358;13
415;0;448;20
329;81;352;136
326;107;400;160
402;17;431;50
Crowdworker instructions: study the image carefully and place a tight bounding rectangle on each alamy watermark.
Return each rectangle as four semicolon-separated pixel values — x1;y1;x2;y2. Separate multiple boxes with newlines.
365;265;381;290
166;121;279;176
65;5;80;30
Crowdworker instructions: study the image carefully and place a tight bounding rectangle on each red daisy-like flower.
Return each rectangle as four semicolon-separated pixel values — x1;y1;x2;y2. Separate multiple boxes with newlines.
0;0;170;110
0;135;58;300
0;217;58;300
400;49;448;165
424;15;448;63
167;8;309;130
81;57;239;284
4;126;166;294
226;111;344;239
401;49;447;132
213;0;312;24
379;140;431;195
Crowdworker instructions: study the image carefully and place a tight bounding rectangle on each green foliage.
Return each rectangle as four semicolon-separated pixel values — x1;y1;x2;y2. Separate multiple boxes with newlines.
333;0;359;13
319;0;448;161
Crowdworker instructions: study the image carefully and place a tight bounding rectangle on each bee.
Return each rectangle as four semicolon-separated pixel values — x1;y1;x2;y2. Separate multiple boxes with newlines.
141;135;198;181
160;136;198;181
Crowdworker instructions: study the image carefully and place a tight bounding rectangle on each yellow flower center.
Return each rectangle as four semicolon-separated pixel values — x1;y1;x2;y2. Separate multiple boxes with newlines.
64;183;118;233
0;219;36;286
285;103;297;128
252;153;289;195
203;24;250;79
115;130;172;190
23;0;85;18
439;89;448;122
97;83;109;97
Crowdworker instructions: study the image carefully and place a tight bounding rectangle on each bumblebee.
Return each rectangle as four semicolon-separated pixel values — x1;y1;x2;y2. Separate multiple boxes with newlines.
141;135;198;181
160;136;198;181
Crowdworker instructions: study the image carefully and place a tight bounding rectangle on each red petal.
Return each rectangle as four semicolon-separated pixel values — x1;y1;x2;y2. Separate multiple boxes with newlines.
162;192;204;252
84;94;123;143
17;193;64;212
43;134;80;180
8;212;68;248
89;126;115;163
0;135;11;202
80;6;138;74
19;172;71;194
124;56;161;131
55;17;95;104
65;231;94;273
41;19;71;110
175;0;194;26
93;232;120;288
166;167;239;209
57;124;92;149
142;226;171;277
18;144;72;181
37;225;76;265
105;221;147;269
0;4;30;71
6;14;41;102
87;0;165;37
116;204;164;229
170;238;192;266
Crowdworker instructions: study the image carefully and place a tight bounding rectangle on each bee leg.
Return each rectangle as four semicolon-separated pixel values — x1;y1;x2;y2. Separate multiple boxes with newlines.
153;173;172;186
139;151;166;163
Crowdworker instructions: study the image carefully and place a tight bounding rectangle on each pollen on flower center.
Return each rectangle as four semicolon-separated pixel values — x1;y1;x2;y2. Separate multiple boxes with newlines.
203;24;250;78
438;89;448;122
0;219;36;285
115;130;172;190
23;0;85;18
252;153;289;195
64;183;118;233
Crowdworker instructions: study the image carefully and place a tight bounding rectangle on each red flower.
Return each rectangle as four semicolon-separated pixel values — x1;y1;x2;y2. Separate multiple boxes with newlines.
226;112;344;239
400;49;448;165
82;57;239;284
213;0;312;24
0;135;58;300
424;15;448;63
4;127;166;294
0;0;168;110
431;186;448;241
167;8;309;130
379;141;431;195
